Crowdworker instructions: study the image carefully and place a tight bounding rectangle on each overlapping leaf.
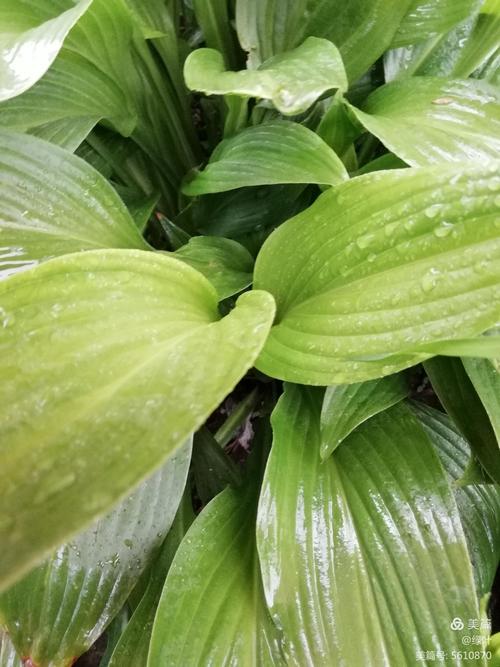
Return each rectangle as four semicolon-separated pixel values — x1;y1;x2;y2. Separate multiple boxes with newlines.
320;375;408;459
0;130;148;280
172;236;254;300
257;386;483;665
184;37;347;116
351;77;500;166
414;402;500;597
463;357;500;442
0;442;191;666
148;467;284;666
424;357;500;484
254;162;500;384
235;0;414;81
183;121;348;195
0;249;275;591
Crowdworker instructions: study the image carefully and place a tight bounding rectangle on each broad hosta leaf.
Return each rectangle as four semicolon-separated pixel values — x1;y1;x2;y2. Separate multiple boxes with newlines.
257;386;483;665
183;121;348;195
0;249;275;591
453;0;500;78
172;236;254;300
0;0;92;102
254;162;500;384
108;493;195;667
0;131;148;280
148;465;285;666
424;357;500;484
413;402;500;597
393;0;481;48
350;78;500;166
463;357;500;442
184;37;347;116
320;375;408;459
235;0;414;82
0;442;191;666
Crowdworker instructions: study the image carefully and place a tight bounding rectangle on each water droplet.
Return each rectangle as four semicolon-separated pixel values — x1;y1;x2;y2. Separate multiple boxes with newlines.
434;221;453;238
356;233;375;249
421;268;440;293
425;205;441;219
367;253;377;263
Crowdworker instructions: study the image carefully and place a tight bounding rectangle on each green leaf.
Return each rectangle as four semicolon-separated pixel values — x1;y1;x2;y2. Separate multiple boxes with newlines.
0;0;92;102
0;442;191;666
0;130;148;280
235;0;414;82
350;77;500;166
393;0;481;48
0;249;275;592
171;236;254;300
463;357;500;442
107;491;195;667
184;37;347;116
183;121;347;195
254;162;500;385
453;0;500;78
424;357;500;484
257;386;482;665
320;375;408;459
148;468;284;665
413;401;500;598
192;427;242;505
192;0;239;69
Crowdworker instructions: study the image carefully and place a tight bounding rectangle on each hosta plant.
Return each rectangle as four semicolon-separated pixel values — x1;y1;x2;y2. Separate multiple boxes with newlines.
0;1;500;665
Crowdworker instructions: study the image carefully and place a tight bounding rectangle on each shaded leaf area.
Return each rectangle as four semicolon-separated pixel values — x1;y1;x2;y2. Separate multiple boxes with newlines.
0;130;148;281
425;357;500;484
107;492;195;667
257;386;484;665
413;402;500;598
171;236;254;300
0;249;275;592
320;374;408;459
183;121;347;195
148;443;285;666
464;357;500;443
254;162;500;384
0;442;191;666
184;37;347;116
352;77;500;165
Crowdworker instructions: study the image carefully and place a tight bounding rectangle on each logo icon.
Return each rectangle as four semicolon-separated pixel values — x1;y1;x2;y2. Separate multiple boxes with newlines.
450;617;464;631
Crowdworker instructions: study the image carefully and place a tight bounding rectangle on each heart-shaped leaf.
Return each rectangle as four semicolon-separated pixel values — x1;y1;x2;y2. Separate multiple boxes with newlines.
254;162;500;384
183;121;348;195
0;441;191;666
257;385;482;665
350;78;500;166
184;37;347;116
0;249;275;591
0;130;148;280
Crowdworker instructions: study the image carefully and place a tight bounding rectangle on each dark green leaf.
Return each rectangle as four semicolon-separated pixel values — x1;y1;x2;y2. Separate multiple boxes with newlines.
192;427;241;505
463;357;500;441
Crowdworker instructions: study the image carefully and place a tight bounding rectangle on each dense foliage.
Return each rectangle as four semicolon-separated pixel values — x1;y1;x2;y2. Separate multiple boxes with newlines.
0;1;499;665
